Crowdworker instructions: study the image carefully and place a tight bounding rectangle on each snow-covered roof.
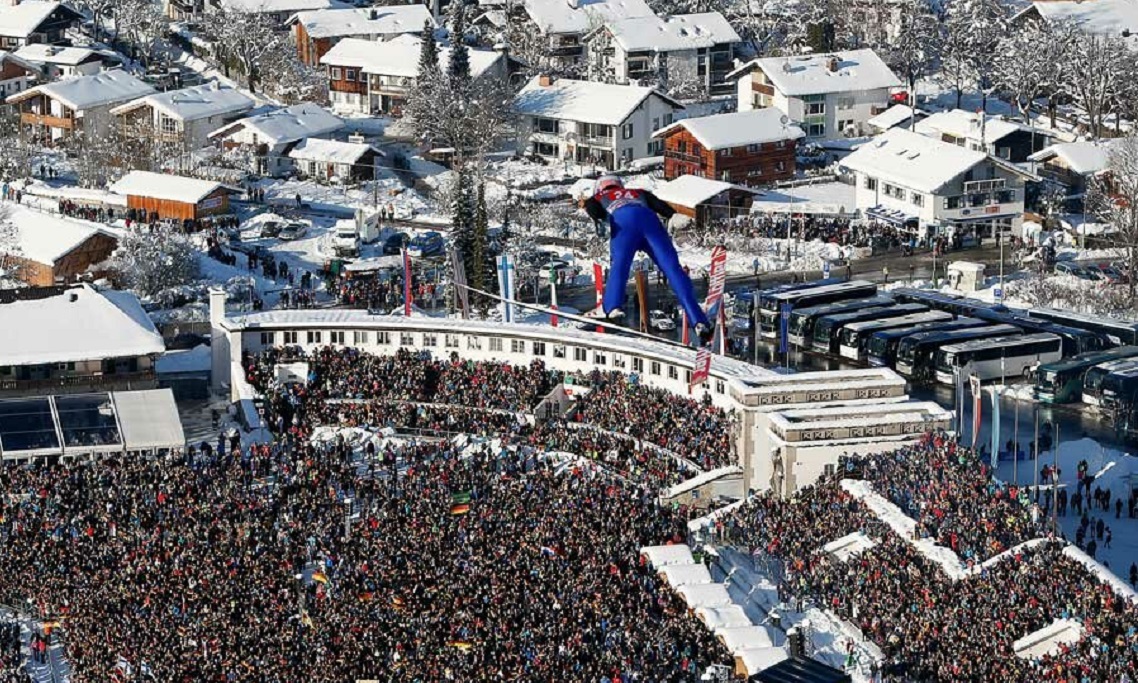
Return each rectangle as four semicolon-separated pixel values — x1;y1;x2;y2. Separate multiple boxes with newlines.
751;180;857;215
111;389;186;451
523;0;654;35
653;174;756;208
209;102;344;146
1029;0;1138;47
292;5;434;38
110;171;229;204
695;604;751;629
0;204;116;265
718;626;774;654
729;49;901;96
821;531;877;562
1028;140;1115;175
677;582;733;608
915;109;1026;144
217;0;347;13
320;35;502;79
659;562;713;588
513;75;681;126
110;82;254;122
866;104;924;131
839;127;989;193
7;69;155;110
13;43;97;66
735;647;790;676
662;464;743;497
601;12;740;51
0;285;164;367
640;544;694;568
653;108;804;150
0;48;37;75
156;344;212;374
0;1;72;38
287;137;376;164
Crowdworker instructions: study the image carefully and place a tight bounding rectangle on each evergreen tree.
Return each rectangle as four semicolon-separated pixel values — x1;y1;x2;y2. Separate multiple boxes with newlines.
451;166;486;298
447;1;470;85
418;18;439;77
473;180;489;293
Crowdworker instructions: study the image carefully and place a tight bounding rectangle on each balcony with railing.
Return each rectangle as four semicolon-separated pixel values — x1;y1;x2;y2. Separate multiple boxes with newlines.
940;188;1020;222
0;370;157;397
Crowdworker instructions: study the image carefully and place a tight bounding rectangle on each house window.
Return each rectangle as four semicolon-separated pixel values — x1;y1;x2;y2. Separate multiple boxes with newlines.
716;380;725;394
359;70;367;82
807;123;825;137
620;148;632;163
652;117;660;130
553;344;566;358
467;336;482;350
330;330;345;345
677;140;686;154
489;337;503;352
345;68;356;81
259;332;274;346
663;113;673;125
331;67;342;80
307;330;322;344
837;97;854;110
377;331;391;344
748;168;762;177
573;347;587;362
632;357;643;372
535;141;557;157
837;119;855;133
283;330;298;344
668;365;678;380
535;117;559;134
533;341;546;356
510;339;525;353
747;143;758;153
912;192;924;207
807;101;825;116
650;360;661;376
445;334;460;348
864;176;877;190
685;369;692;384
423;333;438;347
721;147;732;157
720;171;731;182
354;330;369;345
593;351;607;365
775;160;785;172
621;123;633;139
160;114;177;135
400;332;414;346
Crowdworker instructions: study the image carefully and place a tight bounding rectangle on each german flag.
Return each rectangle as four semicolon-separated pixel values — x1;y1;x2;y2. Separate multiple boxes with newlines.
451;491;472;505
447;641;473;652
358;592;374;602
450;503;471;515
311;570;329;585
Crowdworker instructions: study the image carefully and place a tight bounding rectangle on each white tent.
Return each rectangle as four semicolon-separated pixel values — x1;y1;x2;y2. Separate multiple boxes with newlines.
735;646;790;677
640;544;694;568
717;625;774;654
677;583;733;609
696;604;752;630
659;562;713;588
113;389;186;451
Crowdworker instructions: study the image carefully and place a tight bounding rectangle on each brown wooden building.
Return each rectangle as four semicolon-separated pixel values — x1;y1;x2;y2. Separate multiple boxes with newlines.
109;170;235;222
652;108;804;186
289;6;435;67
652;174;760;227
1;205;118;287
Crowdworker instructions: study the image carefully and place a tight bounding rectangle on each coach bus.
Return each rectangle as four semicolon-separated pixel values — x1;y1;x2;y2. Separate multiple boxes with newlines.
1026;307;1138;346
1099;366;1138;419
1034;346;1138;404
1083;359;1138;407
866;317;986;367
977;313;1108;356
758;280;878;338
755;280;838;334
785;296;894;347
837;310;954;361
810;303;927;354
895;324;1022;380
934;333;1063;385
891;288;1008;316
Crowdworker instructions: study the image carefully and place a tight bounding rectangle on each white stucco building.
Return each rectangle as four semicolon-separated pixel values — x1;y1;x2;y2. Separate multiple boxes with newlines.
728;49;901;140
513;75;684;170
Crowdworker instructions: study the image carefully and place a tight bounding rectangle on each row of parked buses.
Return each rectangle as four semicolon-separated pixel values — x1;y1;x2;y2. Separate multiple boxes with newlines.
757;281;1138;423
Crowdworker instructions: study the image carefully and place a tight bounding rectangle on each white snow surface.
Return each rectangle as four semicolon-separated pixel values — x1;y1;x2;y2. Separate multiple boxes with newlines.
0;1;66;39
1029;0;1138;49
287;137;376;165
730;49;902;97
110;171;229;205
1012;619;1085;660
320;35;502;80
915;109;1027;144
0;284;163;366
639;544;694;568
155;344;212;374
9;68;154;110
523;0;654;35
292;5;434;39
210;103;343;146
653;174;755;208
653;108;804;150
110;82;254;122
0;203;117;264
513;76;678;127
603;12;740;51
14;43;97;67
218;0;347;13
1028;140;1117;176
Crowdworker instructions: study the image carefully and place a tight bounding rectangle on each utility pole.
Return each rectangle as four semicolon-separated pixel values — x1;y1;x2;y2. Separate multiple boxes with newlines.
1033;408;1040;492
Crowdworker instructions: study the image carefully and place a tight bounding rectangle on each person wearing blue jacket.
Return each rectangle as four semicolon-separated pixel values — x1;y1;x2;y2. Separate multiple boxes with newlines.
583;174;712;343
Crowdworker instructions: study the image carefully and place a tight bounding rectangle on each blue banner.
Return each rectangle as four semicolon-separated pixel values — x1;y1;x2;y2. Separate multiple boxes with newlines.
990;387;1001;469
779;302;791;354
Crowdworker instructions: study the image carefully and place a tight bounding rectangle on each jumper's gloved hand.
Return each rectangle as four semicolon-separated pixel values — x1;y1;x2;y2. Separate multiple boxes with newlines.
667;213;691;232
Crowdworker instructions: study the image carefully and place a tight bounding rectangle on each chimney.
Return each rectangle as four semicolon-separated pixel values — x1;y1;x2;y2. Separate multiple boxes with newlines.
369;8;377;19
68;291;78;303
827;56;840;72
539;74;553;87
209;287;231;397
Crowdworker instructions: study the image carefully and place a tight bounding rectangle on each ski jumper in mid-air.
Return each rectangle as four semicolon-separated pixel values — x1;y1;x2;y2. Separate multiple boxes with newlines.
583;174;712;343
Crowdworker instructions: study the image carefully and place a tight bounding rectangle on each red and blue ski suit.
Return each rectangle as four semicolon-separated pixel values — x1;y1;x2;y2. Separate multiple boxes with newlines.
584;187;710;329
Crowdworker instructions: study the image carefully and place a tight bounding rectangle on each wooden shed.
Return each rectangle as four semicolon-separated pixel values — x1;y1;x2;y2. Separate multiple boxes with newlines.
0;205;118;287
109;170;237;222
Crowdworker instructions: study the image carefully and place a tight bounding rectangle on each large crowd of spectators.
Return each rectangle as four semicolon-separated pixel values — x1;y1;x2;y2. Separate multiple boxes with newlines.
719;432;1138;682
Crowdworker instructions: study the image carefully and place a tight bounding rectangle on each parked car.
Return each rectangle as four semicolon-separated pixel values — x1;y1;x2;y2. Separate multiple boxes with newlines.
649;309;676;331
1054;262;1090;279
1095;264;1126;283
382;232;410;256
259;220;283;238
407;231;445;258
278;222;308;240
539;260;579;281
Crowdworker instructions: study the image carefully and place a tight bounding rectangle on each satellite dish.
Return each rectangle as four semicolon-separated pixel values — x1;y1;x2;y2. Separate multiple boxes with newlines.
780;114;789;125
